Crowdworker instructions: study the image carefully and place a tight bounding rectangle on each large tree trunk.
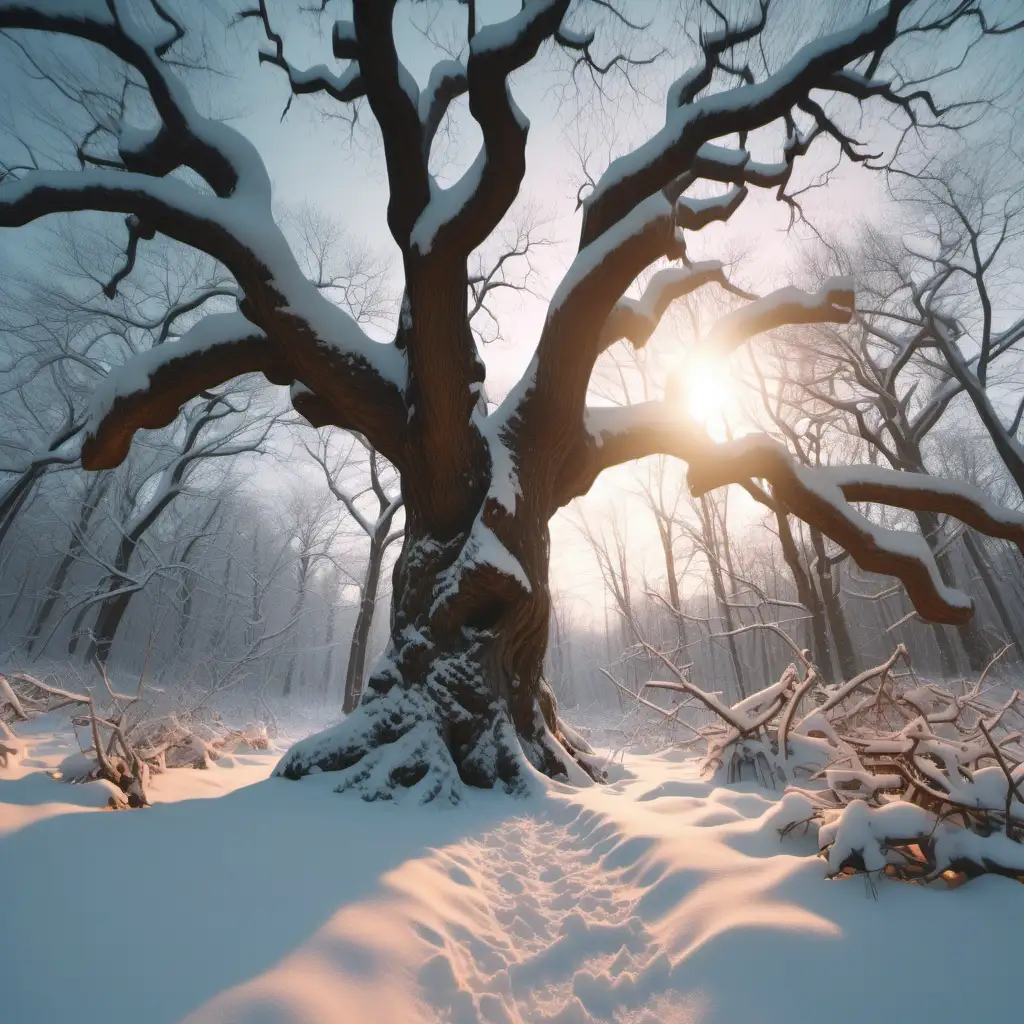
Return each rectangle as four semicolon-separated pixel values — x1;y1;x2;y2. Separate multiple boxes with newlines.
276;474;602;802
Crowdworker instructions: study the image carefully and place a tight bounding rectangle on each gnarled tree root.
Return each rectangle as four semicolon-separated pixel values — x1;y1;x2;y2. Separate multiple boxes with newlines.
275;674;603;803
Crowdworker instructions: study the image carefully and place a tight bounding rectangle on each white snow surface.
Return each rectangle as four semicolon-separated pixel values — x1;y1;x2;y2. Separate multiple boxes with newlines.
2;717;1022;1023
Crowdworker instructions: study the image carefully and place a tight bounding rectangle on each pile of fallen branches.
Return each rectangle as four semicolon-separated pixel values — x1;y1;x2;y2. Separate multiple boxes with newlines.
611;631;1024;885
800;647;1024;884
0;669;270;808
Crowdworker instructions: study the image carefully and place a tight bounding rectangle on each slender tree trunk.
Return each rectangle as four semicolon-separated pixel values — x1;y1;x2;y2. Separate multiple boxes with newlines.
4;568;32;630
282;557;310;698
208;555;235;652
699;495;746;699
80;530;140;667
27;474;110;654
67;595;93;657
960;531;1023;660
0;468;41;554
816;569;857;680
174;572;198;656
342;531;388;713
84;584;135;667
807;527;858;679
775;510;836;680
654;512;691;659
322;572;342;701
707;562;746;700
915;510;987;674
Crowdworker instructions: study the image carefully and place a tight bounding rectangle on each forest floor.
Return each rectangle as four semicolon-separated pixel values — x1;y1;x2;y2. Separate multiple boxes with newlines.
1;711;1021;1024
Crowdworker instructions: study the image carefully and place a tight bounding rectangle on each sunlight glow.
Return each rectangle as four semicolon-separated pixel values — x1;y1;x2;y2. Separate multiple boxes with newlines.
683;355;735;425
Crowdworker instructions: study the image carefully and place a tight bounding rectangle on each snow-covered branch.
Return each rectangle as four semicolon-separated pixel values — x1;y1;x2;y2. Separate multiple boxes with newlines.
580;1;939;247
81;313;281;470
0;0;410;473
411;0;570;257
699;278;856;359
572;405;1024;624
599;261;754;352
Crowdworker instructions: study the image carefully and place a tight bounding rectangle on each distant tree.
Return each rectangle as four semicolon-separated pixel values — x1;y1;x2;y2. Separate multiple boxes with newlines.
305;433;404;713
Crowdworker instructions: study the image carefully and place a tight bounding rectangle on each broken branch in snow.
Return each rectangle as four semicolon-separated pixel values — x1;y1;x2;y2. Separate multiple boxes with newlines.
2;668;270;805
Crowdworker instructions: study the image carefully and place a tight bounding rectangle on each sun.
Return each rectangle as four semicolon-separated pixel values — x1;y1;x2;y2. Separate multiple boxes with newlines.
684;355;735;425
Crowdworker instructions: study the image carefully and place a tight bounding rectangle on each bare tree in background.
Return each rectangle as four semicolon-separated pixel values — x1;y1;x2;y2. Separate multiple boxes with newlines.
71;384;279;668
305;432;404;712
887;153;1024;493
3;0;1024;799
783;199;1024;669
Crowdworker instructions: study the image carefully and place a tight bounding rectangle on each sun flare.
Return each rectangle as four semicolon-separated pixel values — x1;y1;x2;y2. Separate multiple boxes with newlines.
684;356;735;424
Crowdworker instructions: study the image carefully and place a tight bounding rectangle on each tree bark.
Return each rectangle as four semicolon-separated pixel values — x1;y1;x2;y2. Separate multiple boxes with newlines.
277;441;602;802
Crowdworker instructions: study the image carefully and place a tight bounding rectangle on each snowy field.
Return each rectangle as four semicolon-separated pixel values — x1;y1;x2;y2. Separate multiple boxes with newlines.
2;713;1021;1024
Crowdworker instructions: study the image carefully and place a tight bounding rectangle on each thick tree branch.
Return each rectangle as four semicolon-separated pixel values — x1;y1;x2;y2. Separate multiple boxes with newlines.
352;0;430;247
80;313;286;469
410;0;570;258
699;278;856;359
580;2;914;247
570;405;1024;624
599;260;754;352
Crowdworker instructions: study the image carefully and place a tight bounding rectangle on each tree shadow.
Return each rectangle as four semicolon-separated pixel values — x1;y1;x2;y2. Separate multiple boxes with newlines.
0;773;515;1024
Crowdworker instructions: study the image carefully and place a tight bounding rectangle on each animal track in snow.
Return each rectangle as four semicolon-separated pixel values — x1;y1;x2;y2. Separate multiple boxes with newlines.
416;806;684;1024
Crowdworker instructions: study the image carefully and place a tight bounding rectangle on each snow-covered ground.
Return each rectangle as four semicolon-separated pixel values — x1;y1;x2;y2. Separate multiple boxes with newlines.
2;715;1021;1024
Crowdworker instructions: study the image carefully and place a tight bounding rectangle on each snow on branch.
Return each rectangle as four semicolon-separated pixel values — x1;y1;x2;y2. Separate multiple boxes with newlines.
699;278;856;358
419;58;468;157
579;1;975;248
686;433;1024;624
674;185;749;234
411;0;570;257
81;313;285;470
627;628;1024;883
0;0;267;200
0;0;414;472
574;406;1024;624
691;142;795;191
599;261;754;351
240;1;364;118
